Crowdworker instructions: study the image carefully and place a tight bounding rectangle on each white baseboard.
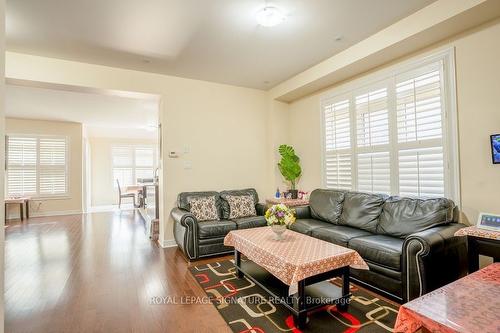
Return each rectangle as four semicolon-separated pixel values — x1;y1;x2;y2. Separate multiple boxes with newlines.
31;210;83;218
160;239;177;248
6;209;83;220
89;204;135;213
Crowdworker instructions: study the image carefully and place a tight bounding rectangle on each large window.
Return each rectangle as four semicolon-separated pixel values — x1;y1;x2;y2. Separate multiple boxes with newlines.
321;51;458;200
6;135;69;197
112;145;156;188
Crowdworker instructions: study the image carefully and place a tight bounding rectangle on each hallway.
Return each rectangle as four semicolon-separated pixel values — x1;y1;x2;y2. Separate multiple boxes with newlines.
5;211;230;333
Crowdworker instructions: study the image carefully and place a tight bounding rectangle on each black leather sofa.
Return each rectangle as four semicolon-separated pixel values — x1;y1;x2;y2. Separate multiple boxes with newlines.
172;187;468;303
290;189;468;302
172;189;266;261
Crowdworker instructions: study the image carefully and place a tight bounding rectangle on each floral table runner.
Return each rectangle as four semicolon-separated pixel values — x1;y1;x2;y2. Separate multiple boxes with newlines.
224;226;368;295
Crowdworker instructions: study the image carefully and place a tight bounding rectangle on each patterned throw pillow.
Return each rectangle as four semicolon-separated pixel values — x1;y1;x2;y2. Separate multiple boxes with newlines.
226;195;256;219
189;196;219;221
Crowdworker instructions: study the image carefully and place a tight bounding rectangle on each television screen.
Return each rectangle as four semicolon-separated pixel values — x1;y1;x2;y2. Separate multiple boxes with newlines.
492;134;500;164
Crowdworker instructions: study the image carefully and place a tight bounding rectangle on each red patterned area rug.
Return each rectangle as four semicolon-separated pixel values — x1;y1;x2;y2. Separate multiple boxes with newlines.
189;259;400;333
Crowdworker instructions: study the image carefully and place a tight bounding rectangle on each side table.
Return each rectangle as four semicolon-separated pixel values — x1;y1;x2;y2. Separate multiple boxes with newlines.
5;197;31;221
454;226;500;272
265;198;309;207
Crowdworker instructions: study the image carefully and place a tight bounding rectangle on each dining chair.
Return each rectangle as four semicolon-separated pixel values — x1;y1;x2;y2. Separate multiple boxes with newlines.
116;179;136;208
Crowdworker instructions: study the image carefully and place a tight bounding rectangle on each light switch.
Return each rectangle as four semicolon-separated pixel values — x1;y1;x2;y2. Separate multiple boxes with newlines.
183;146;190;153
183;161;192;169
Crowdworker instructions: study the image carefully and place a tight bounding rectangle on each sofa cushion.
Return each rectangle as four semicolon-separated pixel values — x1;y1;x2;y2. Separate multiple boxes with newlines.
348;235;403;270
377;197;455;238
232;215;267;230
178;191;222;212
189;196;219;221
197;220;237;239
226;194;257;219
339;191;387;233
289;218;332;235
220;189;259;219
311;226;373;247
309;189;346;224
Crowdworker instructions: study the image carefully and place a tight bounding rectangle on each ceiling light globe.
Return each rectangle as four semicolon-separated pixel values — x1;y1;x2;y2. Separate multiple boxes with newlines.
256;6;285;27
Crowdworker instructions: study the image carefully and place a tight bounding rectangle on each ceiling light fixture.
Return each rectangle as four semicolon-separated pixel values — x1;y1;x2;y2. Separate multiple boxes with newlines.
256;6;286;27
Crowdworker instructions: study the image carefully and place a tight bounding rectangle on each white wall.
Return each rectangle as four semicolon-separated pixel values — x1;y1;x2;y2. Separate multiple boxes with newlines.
89;137;157;206
5;118;83;216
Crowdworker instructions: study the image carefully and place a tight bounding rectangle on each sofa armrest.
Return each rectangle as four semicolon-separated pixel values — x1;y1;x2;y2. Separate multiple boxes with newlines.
402;223;468;301
294;205;311;219
256;203;267;216
171;207;197;227
171;207;198;260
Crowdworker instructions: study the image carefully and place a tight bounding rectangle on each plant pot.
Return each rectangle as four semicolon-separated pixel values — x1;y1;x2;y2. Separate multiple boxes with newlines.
271;224;287;241
288;189;298;199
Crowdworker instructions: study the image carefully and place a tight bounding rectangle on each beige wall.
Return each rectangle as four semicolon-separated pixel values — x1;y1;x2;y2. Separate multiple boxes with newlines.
5;53;272;244
286;19;500;225
89;137;157;206
0;0;5;329
5;118;83;216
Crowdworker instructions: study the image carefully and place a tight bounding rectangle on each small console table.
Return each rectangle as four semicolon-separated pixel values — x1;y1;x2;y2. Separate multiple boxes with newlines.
454;226;500;273
5;197;31;221
265;198;309;207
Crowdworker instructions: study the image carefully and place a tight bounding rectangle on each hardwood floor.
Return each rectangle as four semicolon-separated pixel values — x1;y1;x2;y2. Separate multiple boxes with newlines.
5;210;232;333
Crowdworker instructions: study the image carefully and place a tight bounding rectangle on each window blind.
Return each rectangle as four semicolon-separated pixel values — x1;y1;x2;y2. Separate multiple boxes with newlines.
357;152;391;194
39;138;68;195
112;145;156;188
321;56;453;199
399;147;444;197
323;98;352;189
6;135;68;197
356;88;389;147
396;65;443;143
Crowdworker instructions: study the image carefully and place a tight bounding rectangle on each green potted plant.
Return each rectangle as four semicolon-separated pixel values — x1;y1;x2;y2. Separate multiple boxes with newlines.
277;144;302;199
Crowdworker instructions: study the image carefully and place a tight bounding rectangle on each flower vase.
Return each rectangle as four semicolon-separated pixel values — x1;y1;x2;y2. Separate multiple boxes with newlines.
271;224;287;240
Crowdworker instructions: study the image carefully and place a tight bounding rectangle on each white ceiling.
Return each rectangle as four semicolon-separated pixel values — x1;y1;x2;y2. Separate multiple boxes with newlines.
6;0;437;90
6;84;159;139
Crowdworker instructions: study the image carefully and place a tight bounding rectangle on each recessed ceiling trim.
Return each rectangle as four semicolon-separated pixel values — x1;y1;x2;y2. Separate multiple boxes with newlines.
6;78;161;101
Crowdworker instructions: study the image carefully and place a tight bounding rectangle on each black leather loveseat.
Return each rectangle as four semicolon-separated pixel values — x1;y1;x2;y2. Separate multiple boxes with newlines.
291;189;468;302
172;188;266;261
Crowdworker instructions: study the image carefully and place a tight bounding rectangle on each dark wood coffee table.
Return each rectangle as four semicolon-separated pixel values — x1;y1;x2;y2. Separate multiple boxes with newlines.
224;226;369;329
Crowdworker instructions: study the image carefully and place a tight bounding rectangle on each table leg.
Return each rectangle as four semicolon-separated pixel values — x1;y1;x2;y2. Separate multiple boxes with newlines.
25;200;29;219
337;267;350;312
296;280;307;329
234;250;243;278
467;237;479;273
20;203;24;221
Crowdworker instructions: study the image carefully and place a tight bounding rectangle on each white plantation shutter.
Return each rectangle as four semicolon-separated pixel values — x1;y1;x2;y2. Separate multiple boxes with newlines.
324;99;350;150
113;168;133;187
112;146;133;166
6;135;68;197
112;145;156;188
397;64;443;143
354;86;391;194
323;98;352;189
399;147;444;197
396;62;445;198
321;54;455;200
325;153;352;190
135;147;154;179
356;88;389;147
39;138;67;195
357;152;391;194
6;137;37;196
